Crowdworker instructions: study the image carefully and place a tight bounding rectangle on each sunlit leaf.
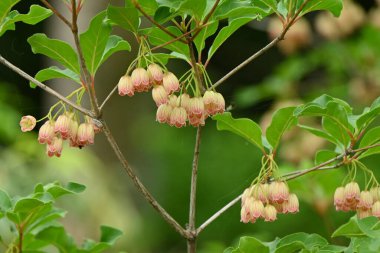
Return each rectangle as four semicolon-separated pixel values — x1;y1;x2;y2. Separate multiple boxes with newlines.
30;66;81;88
107;5;139;32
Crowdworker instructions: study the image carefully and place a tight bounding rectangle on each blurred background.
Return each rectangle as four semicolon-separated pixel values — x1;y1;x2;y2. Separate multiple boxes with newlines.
1;0;380;252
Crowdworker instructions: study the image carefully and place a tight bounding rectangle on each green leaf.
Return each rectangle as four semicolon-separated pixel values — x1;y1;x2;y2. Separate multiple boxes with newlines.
274;241;305;253
212;112;265;153
157;0;207;19
30;66;81;88
238;237;269;252
356;97;380;130
332;216;380;238
214;0;270;20
43;182;85;199
36;226;76;251
28;33;80;73
298;124;339;147
154;6;177;23
126;0;158;15
99;35;131;67
80;11;112;75
100;226;123;244
66;182;86;193
266;107;297;152
0;189;12;212
142;26;190;60
315;150;338;165
107;5;139;33
300;0;343;17
276;232;328;250
13;198;45;213
322;117;350;149
359;126;380;149
0;0;20;36
208;17;251;60
193;20;218;54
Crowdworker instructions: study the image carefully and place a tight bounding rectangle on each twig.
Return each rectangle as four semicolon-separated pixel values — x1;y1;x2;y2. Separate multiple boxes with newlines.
209;0;311;89
0;55;94;117
40;0;72;28
99;84;118;111
196;193;242;234
191;0;220;40
101;120;189;238
70;0;101;116
132;0;187;43
187;126;202;253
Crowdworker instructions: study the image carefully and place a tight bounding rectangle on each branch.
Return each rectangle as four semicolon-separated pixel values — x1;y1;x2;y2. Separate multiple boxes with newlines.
209;0;311;89
99;84;118;111
70;0;101;116
40;0;72;28
132;0;187;43
0;55;94;117
101;120;189;239
196;193;242;234
195;141;380;234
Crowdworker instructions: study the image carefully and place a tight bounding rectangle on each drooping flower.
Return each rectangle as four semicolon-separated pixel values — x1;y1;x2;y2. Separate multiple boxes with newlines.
251;200;265;219
372;201;380;218
357;208;372;219
20;115;36;132
152;85;168;106
131;68;150;92
264;204;277;222
163;72;179;93
357;191;373;210
203;91;225;116
77;122;95;146
38;120;55;144
156;104;172;124
54;113;71;139
118;75;134;97
169;106;187;128
344;182;360;203
46;137;63;157
147;63;163;84
269;181;289;204
283;193;299;214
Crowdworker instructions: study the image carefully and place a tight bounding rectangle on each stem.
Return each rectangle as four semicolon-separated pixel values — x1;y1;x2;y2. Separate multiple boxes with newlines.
132;0;186;43
17;225;23;253
187;126;202;253
40;0;72;28
188;42;205;93
70;0;101;117
209;0;310;89
0;55;94;117
99;84;118;111
101;120;189;238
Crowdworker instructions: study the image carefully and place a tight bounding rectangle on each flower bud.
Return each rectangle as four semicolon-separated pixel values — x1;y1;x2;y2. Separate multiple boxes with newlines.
169;107;187;128
38;120;55;144
372;201;380;218
131;68;150;92
344;182;360;203
357;191;373;210
163;72;179;93
20;115;36;132
54;113;71;139
147;63;163;84
269;181;289;204
283;193;299;214
152;85;168;106
264;204;277;222
77;123;95;146
46;137;63;157
118;75;134;97
156;104;172;124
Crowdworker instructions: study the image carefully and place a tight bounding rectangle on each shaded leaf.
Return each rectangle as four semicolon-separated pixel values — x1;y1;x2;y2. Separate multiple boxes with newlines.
315;150;338;165
332;216;380;238
99;35;131;67
193;20;218;54
213;112;265;153
359;126;380;149
300;0;343;17
30;66;81;88
28;33;80;73
298;124;339;147
80;11;112;75
107;5;139;32
100;226;123;244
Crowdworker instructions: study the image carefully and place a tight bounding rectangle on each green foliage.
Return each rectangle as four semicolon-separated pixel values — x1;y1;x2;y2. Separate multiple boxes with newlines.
30;66;81;88
107;6;140;33
0;4;52;37
0;182;122;253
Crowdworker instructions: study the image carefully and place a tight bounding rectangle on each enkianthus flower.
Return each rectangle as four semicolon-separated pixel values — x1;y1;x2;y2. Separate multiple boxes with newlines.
169;106;187;128
131;68;150;92
334;187;346;211
20;115;36;132
203;91;225;116
46;137;63;157
38;120;55;144
269;181;289;204
118;75;134;97
69;119;79;147
370;187;380;202
188;97;205;127
163;72;179;93
241;198;254;223
357;208;372;219
91;119;102;134
241;188;251;206
251;200;265;219
177;93;191;111
250;184;268;203
77;122;95;146
372;201;380;218
344;181;360;203
147;63;163;84
54;113;71;139
283;193;299;214
156;104;172;124
152;85;168;106
168;94;179;107
357;191;373;210
264;204;277;222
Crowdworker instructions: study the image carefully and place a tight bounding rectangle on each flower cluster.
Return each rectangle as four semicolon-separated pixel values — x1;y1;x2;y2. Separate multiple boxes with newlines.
20;113;98;158
240;181;299;223
334;181;380;219
118;63;225;128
